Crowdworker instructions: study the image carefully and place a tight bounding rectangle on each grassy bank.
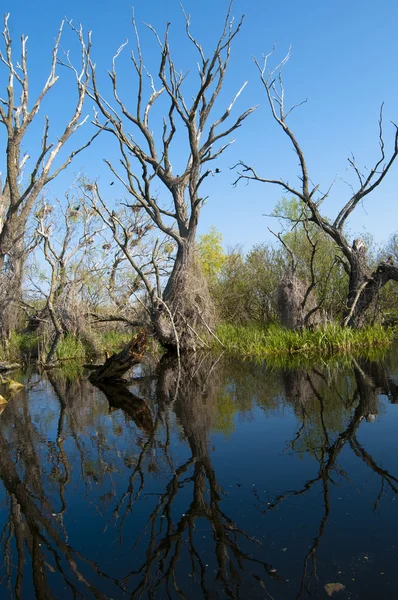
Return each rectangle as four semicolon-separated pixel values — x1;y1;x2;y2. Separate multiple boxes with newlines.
0;330;133;364
216;323;395;364
1;323;395;369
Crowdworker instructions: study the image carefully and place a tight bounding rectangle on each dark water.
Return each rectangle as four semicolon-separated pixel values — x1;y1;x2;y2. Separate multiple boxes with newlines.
0;351;398;600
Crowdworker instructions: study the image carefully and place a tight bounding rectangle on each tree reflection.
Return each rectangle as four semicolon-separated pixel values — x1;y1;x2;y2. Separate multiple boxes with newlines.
0;357;282;599
0;353;397;599
109;354;280;599
255;358;398;599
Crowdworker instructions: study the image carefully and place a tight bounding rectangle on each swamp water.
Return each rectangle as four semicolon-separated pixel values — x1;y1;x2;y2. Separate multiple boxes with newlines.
0;351;398;599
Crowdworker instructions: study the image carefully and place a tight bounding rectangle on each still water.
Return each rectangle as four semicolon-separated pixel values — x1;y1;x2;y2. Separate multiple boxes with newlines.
0;351;397;599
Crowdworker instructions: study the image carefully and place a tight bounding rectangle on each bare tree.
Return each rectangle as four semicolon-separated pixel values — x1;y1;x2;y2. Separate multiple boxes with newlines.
34;195;106;363
80;3;255;352
0;15;99;338
235;48;398;328
270;224;326;329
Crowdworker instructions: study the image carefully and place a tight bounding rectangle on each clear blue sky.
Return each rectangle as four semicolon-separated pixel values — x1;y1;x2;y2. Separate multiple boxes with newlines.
3;0;398;252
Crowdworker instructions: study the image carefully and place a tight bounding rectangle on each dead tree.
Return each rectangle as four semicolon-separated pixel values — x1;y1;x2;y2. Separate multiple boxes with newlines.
235;48;398;328
77;4;255;352
271;226;324;329
0;15;99;338
34;195;106;363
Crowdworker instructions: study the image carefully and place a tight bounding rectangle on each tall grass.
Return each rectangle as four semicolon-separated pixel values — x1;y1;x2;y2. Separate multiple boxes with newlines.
216;323;395;363
0;328;136;365
99;330;132;355
55;335;86;361
0;332;39;363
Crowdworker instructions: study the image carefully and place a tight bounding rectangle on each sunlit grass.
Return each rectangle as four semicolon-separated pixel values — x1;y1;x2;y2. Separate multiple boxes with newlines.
98;330;132;355
216;323;395;365
0;332;39;363
55;335;86;361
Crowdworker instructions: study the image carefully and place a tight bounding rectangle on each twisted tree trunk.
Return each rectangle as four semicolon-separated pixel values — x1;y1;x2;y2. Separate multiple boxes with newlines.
151;236;213;353
343;244;398;328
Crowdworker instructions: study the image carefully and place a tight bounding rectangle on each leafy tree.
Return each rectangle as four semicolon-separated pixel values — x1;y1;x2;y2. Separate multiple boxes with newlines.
197;227;226;286
274;198;349;322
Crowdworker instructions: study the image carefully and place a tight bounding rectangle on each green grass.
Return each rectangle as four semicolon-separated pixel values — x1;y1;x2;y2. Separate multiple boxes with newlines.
0;327;136;364
216;322;395;365
0;332;39;362
98;330;132;355
0;328;136;365
55;335;86;361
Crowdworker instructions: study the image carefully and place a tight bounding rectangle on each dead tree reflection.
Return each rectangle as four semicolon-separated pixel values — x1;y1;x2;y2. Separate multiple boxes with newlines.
0;378;127;599
260;360;398;598
3;356;395;598
109;354;281;599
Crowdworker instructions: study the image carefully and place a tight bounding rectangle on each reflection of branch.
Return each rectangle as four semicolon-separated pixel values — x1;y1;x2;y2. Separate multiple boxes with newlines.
108;409;163;541
350;436;398;496
0;432;124;598
123;454;280;599
109;354;281;598
285;404;307;452
262;361;398;598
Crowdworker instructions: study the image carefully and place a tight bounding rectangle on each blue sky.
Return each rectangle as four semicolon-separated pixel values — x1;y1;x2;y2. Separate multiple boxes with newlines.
2;0;398;251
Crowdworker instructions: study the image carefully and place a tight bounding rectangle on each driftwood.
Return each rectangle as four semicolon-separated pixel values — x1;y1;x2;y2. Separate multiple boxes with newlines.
89;329;148;383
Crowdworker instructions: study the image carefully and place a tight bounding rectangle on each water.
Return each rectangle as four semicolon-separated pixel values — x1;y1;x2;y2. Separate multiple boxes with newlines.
0;351;398;599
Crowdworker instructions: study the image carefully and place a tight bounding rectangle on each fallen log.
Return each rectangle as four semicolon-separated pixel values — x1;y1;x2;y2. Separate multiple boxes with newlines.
89;328;148;383
0;363;21;373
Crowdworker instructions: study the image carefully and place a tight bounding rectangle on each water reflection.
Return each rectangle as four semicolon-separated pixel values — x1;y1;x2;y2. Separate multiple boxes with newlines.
266;360;398;598
0;352;397;598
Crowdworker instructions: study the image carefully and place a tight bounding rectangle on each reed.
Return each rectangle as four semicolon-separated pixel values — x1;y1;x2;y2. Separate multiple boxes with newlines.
216;323;395;363
55;335;86;361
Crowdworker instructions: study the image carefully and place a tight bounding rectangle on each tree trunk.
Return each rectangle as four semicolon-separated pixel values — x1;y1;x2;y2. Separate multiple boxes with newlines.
343;245;398;328
0;236;25;340
151;237;214;353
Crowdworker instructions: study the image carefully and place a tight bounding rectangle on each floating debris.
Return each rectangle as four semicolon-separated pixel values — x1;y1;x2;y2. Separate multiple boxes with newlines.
7;380;24;393
0;375;24;394
324;582;345;596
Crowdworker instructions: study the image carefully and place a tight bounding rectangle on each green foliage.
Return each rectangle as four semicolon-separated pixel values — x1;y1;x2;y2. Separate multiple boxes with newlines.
200;199;351;328
278;201;348;322
197;227;226;285
211;244;284;324
272;196;308;223
378;233;398;322
0;332;39;362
